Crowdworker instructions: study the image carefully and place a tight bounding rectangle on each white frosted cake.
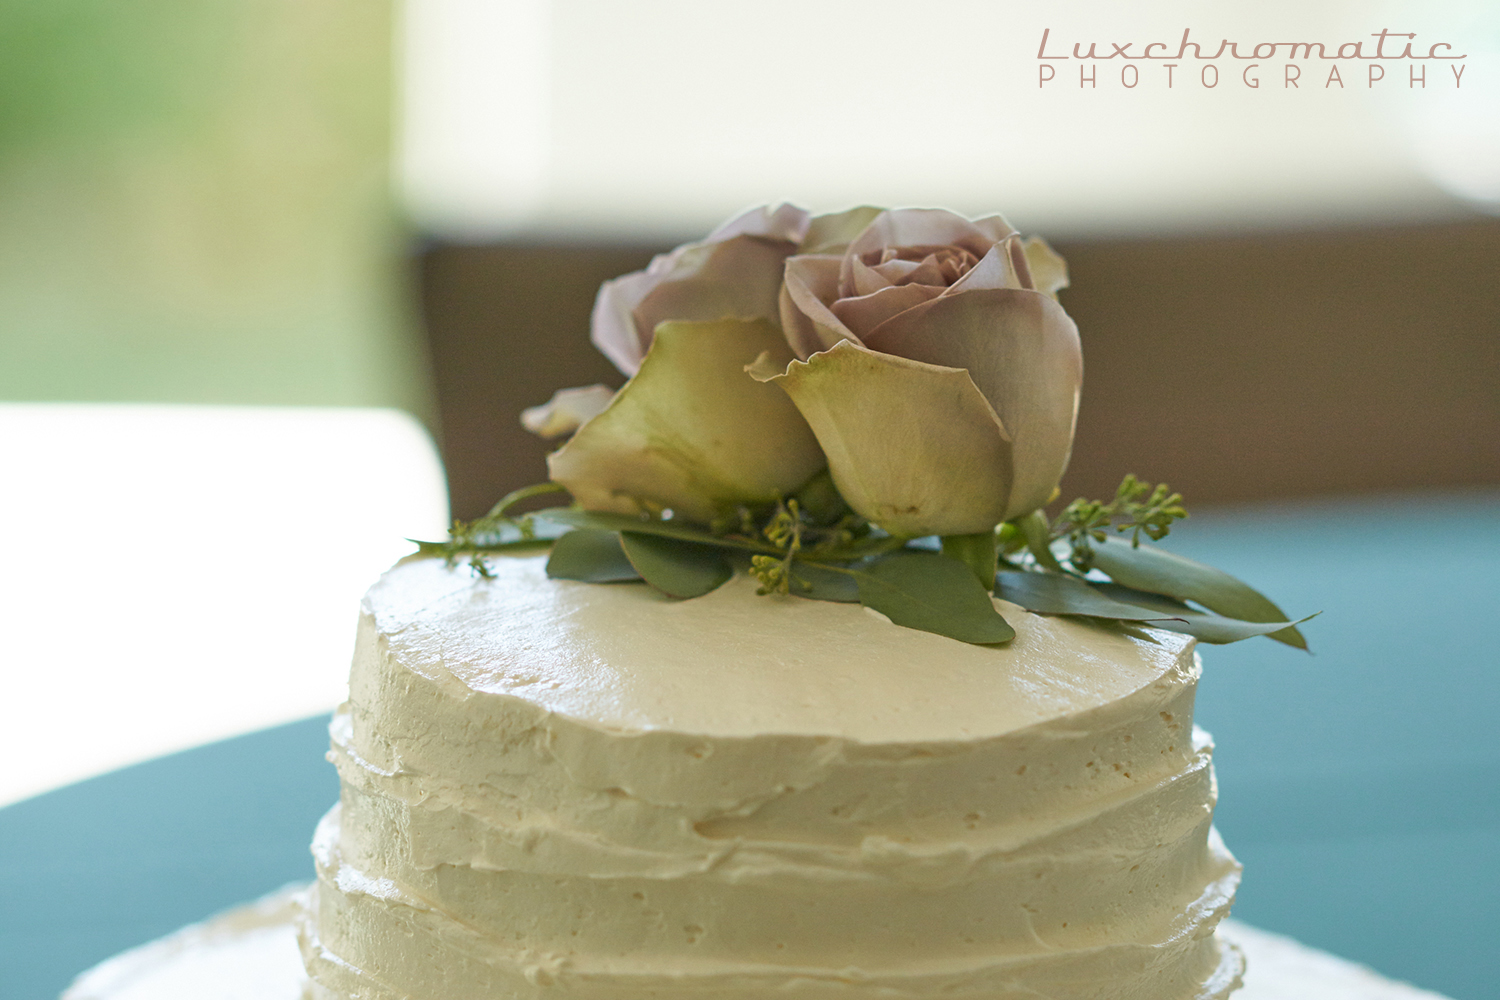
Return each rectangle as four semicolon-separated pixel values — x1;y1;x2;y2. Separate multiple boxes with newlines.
299;552;1244;999
61;203;1391;1000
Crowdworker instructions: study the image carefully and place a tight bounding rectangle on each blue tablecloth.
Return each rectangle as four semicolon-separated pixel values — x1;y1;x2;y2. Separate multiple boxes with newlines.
3;491;1495;1000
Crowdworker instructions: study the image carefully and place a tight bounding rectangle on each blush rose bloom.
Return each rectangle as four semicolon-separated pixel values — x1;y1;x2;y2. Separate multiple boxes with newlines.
527;205;833;524
752;208;1081;537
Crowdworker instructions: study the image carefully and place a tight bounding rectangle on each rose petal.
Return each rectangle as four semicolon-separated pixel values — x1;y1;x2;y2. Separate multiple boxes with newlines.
592;237;731;377
591;268;660;376
1023;235;1070;298
589;205;810;376
778;284;822;362
632;234;796;358
830;283;943;341
520;384;616;438
707;202;811;243
867;258;926;285
970;213;1019;244
844;209;1017;282
850;257;899;296
744;349;785;383
861;288;1082;521
765;340;1014;536
781;254;858;358
802;206;883;254
1008;237;1036;291
889;253;950;287
549;319;824;523
942;240;1027;296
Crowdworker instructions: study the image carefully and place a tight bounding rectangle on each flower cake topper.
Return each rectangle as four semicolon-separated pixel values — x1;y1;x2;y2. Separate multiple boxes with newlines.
426;205;1314;648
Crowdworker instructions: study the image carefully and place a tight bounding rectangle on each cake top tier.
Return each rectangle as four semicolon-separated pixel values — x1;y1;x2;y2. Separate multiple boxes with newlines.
364;553;1195;743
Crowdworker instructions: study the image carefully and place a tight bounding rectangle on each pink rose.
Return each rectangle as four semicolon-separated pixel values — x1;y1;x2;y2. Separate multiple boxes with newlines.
754;208;1080;536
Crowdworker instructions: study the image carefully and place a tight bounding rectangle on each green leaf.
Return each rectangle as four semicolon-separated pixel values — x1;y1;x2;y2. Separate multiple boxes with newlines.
995;572;1318;645
1087;535;1309;649
941;531;999;588
545;530;642;583
1086;583;1192;615
618;532;732;598
853;552;1014;644
537;507;775;554
1090;583;1320;645
995;571;1185;622
791;561;861;603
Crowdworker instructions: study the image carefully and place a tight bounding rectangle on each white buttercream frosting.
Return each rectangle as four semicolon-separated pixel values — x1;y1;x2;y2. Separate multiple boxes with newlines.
300;553;1244;999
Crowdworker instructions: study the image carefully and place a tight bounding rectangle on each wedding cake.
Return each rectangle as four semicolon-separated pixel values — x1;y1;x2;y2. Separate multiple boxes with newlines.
294;203;1309;1000
297;553;1244;999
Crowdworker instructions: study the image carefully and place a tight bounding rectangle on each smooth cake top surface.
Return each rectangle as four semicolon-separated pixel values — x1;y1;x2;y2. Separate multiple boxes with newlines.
364;553;1194;743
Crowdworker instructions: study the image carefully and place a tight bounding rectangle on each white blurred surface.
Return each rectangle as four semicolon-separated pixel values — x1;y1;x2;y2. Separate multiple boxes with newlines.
398;0;1494;240
63;885;308;1000
0;405;449;808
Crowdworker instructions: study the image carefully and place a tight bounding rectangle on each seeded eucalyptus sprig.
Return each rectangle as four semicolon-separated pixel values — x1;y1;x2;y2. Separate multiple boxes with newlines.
418;472;1311;650
998;474;1313;649
1052;474;1189;570
749;497;875;595
749;500;807;596
415;482;569;577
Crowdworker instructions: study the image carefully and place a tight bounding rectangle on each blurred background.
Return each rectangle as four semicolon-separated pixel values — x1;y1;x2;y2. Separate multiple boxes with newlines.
1;0;1496;998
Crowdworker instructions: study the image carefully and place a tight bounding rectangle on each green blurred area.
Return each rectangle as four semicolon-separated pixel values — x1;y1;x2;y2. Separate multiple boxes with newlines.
0;0;432;416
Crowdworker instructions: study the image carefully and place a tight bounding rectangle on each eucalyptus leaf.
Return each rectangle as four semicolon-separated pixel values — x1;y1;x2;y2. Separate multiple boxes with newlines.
853;552;1014;645
619;532;732;598
1087;582;1319;644
996;571;1317;646
537;507;775;553
545;529;642;583
791;561;861;603
1087;535;1308;649
1086;583;1191;614
995;571;1184;622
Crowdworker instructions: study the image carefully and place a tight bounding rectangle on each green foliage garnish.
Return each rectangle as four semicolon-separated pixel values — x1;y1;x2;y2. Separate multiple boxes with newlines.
419;472;1312;650
418;482;569;577
545;529;640;583
1053;474;1188;568
995;571;1316;645
748;497;872;595
1083;535;1310;649
751;499;807;595
618;532;732;598
853;552;1015;644
995;570;1182;623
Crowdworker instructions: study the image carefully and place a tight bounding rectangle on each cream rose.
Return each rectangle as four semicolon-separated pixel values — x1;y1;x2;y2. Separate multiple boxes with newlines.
533;205;828;524
753;208;1081;537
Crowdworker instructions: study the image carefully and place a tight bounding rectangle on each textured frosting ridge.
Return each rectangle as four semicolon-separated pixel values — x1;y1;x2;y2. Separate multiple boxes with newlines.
301;554;1244;999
